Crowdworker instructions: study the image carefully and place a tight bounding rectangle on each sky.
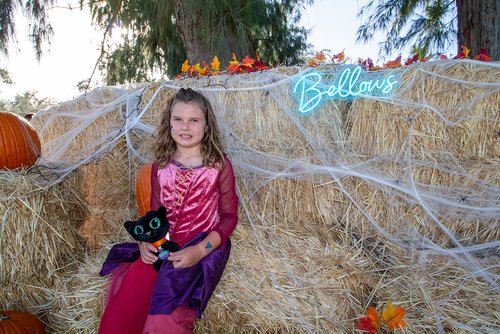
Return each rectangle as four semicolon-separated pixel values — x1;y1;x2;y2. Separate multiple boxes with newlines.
0;0;387;102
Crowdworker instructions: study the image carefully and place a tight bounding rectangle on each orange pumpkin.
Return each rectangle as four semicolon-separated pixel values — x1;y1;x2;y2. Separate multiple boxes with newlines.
0;111;41;170
136;163;153;216
0;311;45;334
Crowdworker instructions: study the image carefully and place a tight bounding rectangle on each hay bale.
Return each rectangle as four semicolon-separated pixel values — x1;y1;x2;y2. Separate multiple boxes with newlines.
0;167;84;283
31;89;141;249
349;61;500;160
196;221;372;333
360;239;500;333
7;61;497;333
44;249;108;333
30;87;128;165
76;140;135;248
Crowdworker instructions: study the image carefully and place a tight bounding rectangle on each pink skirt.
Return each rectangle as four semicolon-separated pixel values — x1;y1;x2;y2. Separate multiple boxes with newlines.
98;260;196;334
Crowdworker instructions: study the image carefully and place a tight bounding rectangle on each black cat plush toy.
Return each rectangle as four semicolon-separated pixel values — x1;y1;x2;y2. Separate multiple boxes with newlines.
124;206;180;272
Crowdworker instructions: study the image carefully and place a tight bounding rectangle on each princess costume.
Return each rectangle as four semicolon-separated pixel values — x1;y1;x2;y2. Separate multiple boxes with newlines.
98;157;238;333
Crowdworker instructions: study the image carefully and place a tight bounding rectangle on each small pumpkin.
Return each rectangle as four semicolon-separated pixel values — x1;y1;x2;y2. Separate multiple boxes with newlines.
136;163;153;216
0;111;41;170
0;311;45;334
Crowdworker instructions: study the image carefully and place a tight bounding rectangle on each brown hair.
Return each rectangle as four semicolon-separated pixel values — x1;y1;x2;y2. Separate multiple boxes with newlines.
154;88;225;168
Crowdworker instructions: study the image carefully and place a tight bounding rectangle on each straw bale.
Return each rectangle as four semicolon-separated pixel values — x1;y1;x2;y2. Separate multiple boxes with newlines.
196;221;373;333
339;159;500;246
207;91;348;166
63;138;136;249
76;140;130;207
30;87;127;165
0;273;56;316
0;248;107;333
0;167;84;283
236;158;498;252
361;240;500;333
349;62;500;160
137;83;176;125
79;207;131;249
5;62;497;333
44;249;108;334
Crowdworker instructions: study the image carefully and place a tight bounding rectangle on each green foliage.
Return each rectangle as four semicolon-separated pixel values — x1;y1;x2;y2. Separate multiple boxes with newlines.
254;0;312;66
1;0;313;88
0;0;55;59
0;91;55;116
85;0;313;85
356;0;457;57
0;68;13;85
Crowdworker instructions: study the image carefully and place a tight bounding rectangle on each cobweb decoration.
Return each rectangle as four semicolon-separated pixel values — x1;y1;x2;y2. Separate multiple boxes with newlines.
19;59;500;332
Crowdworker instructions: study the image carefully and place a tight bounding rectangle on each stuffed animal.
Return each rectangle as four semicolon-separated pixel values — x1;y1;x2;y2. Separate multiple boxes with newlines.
124;206;180;272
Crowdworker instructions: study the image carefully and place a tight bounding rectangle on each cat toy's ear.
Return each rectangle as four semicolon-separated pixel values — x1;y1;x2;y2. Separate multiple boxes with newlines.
157;206;167;219
124;220;133;231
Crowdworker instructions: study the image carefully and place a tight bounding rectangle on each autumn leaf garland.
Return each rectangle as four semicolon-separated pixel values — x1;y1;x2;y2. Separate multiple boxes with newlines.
176;46;491;79
176;53;270;78
306;46;491;71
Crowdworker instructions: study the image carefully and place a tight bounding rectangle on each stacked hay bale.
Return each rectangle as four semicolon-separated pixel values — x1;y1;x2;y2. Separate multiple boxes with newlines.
0;167;84;328
30;87;137;248
338;61;499;333
5;60;498;333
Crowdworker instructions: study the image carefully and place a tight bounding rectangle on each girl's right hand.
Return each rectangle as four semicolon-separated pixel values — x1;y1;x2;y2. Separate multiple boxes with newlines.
139;241;158;264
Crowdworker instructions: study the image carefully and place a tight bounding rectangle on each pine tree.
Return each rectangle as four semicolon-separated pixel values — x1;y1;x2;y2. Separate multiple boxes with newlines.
86;0;313;84
0;0;55;59
1;0;313;85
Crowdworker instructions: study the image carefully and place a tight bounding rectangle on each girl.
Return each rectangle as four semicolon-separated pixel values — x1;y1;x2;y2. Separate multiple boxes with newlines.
99;88;239;334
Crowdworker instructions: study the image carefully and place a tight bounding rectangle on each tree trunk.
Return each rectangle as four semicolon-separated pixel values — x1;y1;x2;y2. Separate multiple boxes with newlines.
174;1;207;63
173;1;254;64
456;0;499;60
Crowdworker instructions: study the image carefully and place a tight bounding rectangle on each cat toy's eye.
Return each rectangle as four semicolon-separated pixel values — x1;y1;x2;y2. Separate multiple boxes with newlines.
150;217;161;229
134;225;144;235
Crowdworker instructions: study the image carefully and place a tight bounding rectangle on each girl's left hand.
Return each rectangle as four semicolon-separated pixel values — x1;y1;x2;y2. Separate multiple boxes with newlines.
168;245;203;268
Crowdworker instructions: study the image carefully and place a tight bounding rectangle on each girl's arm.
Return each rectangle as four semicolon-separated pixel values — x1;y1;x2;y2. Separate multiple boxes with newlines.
212;156;239;249
168;231;221;268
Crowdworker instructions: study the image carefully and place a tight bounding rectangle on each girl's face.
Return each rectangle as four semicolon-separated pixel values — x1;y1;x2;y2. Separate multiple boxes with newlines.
170;102;207;151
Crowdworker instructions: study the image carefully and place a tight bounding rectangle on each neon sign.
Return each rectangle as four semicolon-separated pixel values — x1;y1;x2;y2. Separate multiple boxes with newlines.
292;66;400;115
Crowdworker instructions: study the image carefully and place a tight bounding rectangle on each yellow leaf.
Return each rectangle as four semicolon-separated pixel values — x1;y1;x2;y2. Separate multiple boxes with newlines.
462;45;470;58
181;59;190;73
382;303;407;330
191;63;201;72
229;53;239;65
211;56;220;70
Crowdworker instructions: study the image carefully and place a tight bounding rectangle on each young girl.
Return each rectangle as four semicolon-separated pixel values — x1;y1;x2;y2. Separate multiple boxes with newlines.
98;88;239;334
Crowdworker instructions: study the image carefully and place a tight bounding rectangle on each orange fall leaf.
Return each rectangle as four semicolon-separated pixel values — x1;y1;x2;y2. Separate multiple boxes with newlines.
315;51;327;62
241;55;255;67
211;56;220;70
381;303;407;330
181;59;190;73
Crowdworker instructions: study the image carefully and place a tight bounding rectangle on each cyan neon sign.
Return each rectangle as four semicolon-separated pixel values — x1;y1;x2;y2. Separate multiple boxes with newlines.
292;66;400;115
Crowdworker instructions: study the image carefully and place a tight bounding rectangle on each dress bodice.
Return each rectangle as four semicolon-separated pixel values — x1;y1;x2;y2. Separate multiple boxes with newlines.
156;160;220;246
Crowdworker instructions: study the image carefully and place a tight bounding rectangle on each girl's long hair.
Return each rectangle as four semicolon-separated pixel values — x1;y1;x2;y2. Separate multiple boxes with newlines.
154;88;225;169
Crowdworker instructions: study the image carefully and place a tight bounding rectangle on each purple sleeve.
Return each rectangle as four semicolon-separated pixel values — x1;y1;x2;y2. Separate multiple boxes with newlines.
150;161;162;211
212;157;239;249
